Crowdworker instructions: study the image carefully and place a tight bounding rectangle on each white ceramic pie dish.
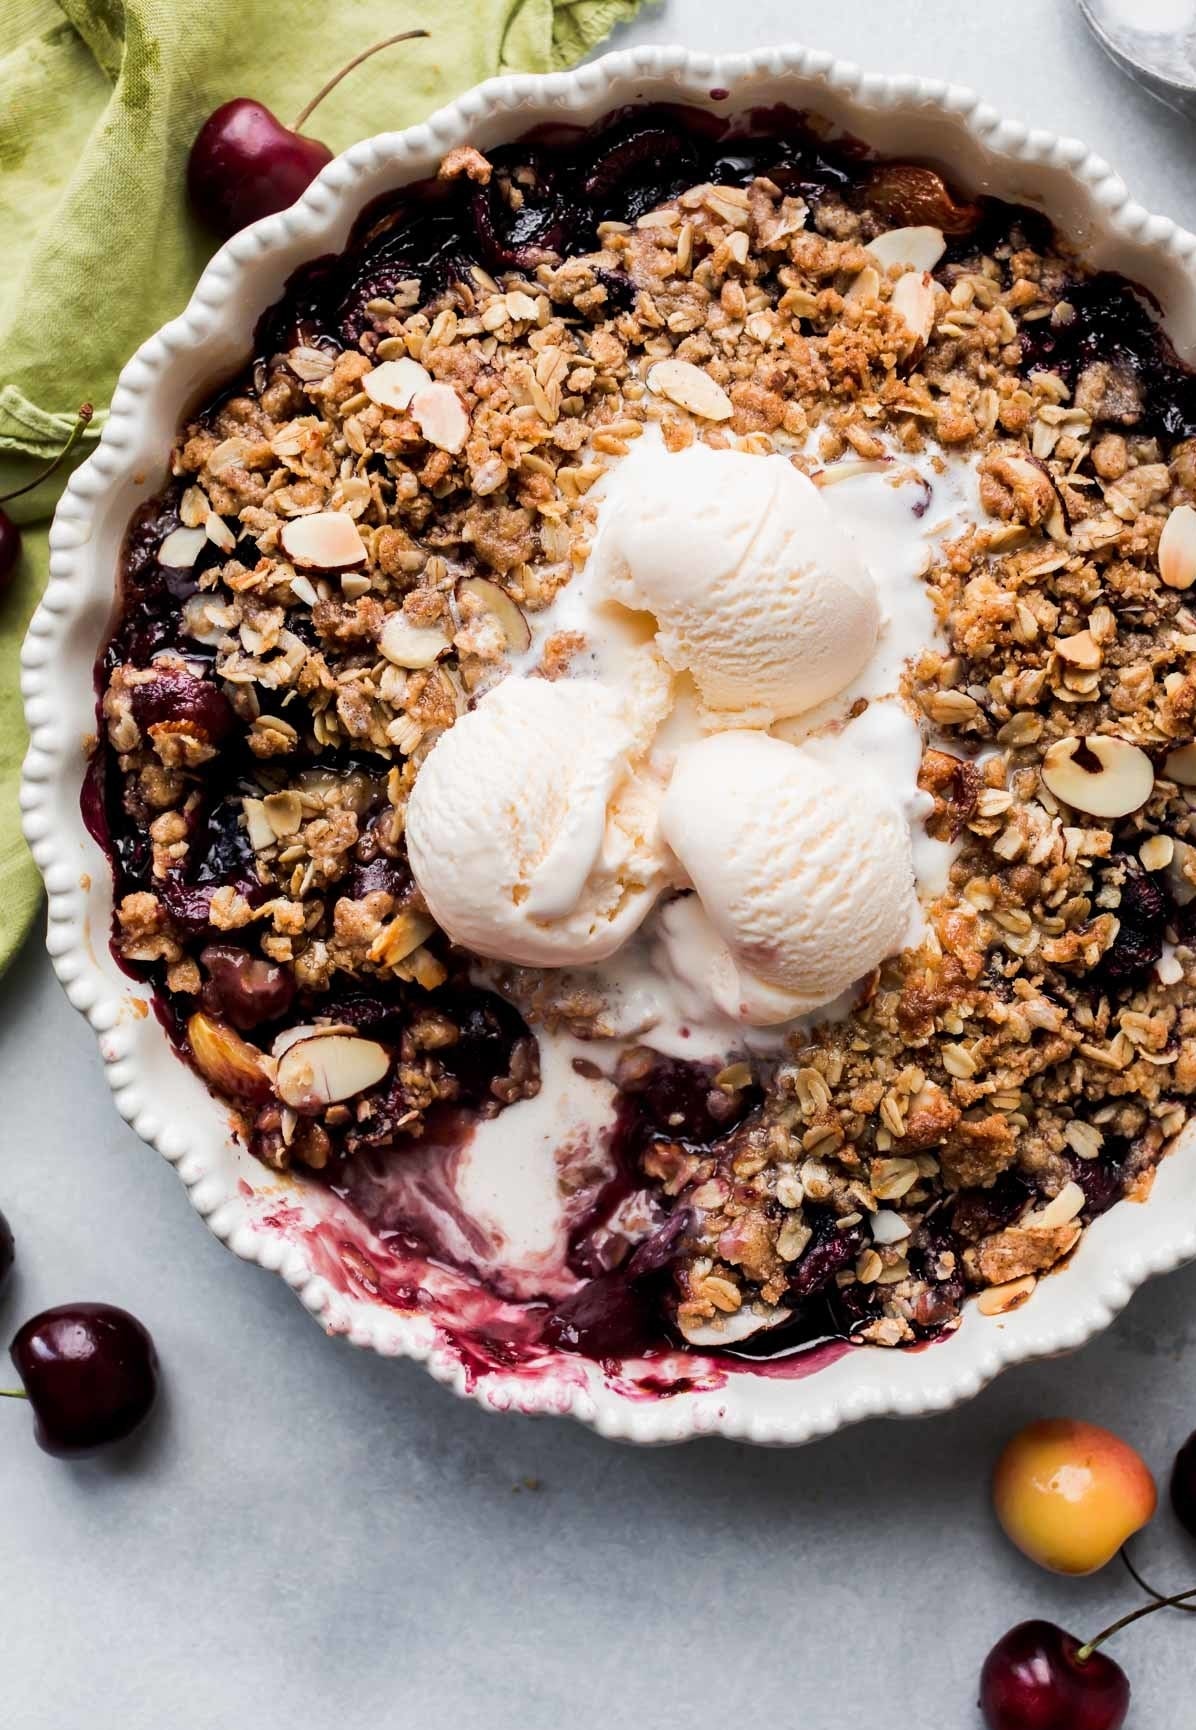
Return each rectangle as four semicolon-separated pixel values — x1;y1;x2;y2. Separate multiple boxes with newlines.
21;41;1196;1444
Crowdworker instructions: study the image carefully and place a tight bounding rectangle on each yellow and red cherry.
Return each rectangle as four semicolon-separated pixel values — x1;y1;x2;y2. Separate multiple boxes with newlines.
188;30;428;238
993;1418;1157;1575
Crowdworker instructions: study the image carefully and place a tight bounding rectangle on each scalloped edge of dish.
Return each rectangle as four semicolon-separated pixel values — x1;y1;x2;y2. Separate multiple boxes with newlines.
20;40;1196;1444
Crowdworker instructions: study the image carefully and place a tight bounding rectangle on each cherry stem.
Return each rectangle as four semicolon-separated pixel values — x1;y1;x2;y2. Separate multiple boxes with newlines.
0;403;93;506
0;1388;29;1400
292;29;430;133
1077;1585;1196;1661
1120;1544;1196;1615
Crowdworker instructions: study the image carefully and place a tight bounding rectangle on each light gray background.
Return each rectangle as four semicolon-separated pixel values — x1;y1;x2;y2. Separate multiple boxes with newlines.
5;2;1196;1725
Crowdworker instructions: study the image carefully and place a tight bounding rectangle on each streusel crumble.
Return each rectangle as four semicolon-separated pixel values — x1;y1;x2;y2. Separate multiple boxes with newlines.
88;110;1196;1365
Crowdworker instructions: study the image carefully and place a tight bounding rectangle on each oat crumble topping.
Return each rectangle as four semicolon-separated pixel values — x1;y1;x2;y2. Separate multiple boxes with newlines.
91;112;1196;1360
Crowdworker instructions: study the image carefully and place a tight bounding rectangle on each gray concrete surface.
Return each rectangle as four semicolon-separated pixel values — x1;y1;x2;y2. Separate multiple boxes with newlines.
5;3;1196;1724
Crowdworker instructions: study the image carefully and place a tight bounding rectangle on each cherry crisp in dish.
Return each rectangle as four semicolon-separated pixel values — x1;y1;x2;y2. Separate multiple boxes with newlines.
88;109;1196;1366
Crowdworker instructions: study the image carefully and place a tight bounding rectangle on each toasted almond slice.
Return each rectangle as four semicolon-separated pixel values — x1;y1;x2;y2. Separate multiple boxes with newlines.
646;358;733;422
368;908;435;968
280;511;367;569
270;1021;356;1061
262;790;303;838
1028;1180;1086;1230
1158;503;1196;590
1055;629;1101;669
380;611;450;669
891;270;936;351
456;575;531;653
1140;833;1174;872
188;1012;272;1105
241;796;276;852
276;1033;390;1112
1164;742;1196;786
403;947;449;991
1040;734;1154;819
679;1303;792;1348
866;225;946;272
363;356;432;412
159;526;208;568
977;1275;1037;1317
870;1209;911;1245
411;382;469;453
205;513;236;553
844;265;881;306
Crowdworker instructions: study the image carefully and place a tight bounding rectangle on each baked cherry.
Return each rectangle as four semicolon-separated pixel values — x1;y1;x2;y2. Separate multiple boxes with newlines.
1171;1430;1196;1538
200;942;294;1030
980;1621;1129;1730
0;405;92;597
128;664;235;746
188;30;428;238
0;1208;13;1291
5;1303;159;1456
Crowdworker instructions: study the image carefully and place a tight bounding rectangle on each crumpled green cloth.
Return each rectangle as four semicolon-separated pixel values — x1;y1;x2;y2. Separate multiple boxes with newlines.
0;0;643;976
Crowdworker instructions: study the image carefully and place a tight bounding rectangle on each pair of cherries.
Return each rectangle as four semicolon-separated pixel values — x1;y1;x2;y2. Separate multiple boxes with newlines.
982;1418;1196;1728
1;1209;158;1456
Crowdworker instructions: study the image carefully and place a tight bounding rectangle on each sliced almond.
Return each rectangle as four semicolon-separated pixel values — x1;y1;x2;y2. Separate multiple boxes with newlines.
270;1021;356;1061
363;356;432;412
1158;503;1196;590
205;513;236;554
188;1012;272;1105
340;572;372;601
280;511;367;569
844;265;881;306
368;908;435;968
159;526;208;568
276;1033;390;1112
891;271;936;352
1055;629;1101;669
645;358;733;422
1027;1180;1086;1230
678;1304;792;1348
456;575;531;653
1164;742;1196;786
1165;836;1196;907
866;225;946;272
1040;734;1154;819
241;796;275;852
977;1274;1037;1317
870;1209;911;1245
1140;833;1174;872
411;382;469;453
380;611;450;669
262;790;303;838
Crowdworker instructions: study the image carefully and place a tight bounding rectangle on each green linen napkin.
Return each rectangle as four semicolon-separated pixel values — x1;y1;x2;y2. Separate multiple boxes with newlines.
0;0;644;977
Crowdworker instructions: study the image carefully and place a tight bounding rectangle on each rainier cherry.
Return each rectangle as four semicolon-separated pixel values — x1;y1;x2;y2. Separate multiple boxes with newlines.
0;405;93;595
4;1303;159;1457
188;30;428;238
993;1418;1157;1575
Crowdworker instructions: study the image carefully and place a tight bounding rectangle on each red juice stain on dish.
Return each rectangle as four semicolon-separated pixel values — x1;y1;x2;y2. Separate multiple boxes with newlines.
83;105;1196;1388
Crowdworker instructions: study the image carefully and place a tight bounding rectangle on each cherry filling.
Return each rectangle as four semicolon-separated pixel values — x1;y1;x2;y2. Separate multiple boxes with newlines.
87;105;1196;1372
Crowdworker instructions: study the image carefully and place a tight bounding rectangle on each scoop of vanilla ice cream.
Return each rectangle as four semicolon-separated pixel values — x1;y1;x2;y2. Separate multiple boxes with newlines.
659;730;918;1023
591;441;880;724
406;666;676;967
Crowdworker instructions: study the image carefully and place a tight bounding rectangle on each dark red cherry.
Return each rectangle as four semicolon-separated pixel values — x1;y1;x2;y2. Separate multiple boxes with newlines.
0;510;20;593
200;942;295;1030
8;1303;159;1457
979;1621;1129;1730
187;100;334;238
0;1208;13;1290
187;31;428;239
1171;1429;1196;1538
129;664;235;745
